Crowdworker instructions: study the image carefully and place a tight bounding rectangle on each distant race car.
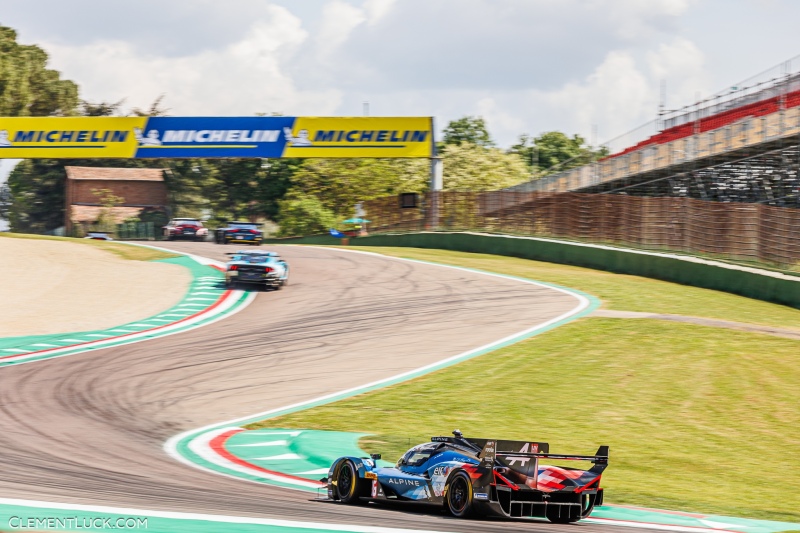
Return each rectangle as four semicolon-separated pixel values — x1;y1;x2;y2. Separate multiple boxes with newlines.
162;218;209;241
224;250;289;290
326;430;608;524
84;232;113;241
215;221;263;246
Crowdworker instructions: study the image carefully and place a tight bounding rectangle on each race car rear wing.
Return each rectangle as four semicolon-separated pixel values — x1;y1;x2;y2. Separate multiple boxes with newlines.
479;440;609;475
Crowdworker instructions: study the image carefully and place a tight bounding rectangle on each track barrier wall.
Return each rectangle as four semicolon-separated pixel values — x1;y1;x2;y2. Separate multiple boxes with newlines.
265;232;800;310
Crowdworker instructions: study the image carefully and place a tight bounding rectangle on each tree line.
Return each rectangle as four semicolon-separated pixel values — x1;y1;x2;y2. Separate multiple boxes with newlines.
0;25;606;237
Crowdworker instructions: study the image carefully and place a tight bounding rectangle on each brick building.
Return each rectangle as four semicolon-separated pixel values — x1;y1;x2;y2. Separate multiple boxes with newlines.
64;166;169;234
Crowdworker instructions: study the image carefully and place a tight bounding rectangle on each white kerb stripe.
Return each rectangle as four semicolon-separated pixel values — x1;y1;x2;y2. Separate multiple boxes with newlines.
187;428;320;489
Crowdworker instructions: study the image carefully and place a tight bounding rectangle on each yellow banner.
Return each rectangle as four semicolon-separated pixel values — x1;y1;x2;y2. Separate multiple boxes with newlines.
0;117;145;158
282;117;433;158
0;116;434;158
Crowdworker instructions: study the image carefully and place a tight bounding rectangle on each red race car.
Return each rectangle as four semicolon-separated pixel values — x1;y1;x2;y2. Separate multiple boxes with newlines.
163;218;209;241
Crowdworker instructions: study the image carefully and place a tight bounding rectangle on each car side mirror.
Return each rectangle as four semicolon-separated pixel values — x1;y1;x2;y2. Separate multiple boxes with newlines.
370;454;381;461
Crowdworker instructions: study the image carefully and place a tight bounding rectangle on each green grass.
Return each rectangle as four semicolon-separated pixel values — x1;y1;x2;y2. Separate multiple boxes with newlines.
247;247;800;522
345;246;800;331
0;232;176;261
254;319;800;521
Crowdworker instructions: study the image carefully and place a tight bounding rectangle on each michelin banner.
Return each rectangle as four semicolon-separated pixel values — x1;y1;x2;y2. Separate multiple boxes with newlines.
0;116;434;159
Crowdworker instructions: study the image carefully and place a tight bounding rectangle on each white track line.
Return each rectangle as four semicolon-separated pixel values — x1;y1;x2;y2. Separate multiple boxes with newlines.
585;518;740;533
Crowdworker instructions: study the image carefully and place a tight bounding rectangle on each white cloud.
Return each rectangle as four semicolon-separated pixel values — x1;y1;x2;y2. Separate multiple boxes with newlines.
363;0;396;26
317;1;368;52
647;37;710;110
544;51;653;140
40;5;341;117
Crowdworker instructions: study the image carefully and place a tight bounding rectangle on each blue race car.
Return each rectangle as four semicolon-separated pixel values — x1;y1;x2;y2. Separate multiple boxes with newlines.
224;250;289;290
326;430;608;523
215;221;263;245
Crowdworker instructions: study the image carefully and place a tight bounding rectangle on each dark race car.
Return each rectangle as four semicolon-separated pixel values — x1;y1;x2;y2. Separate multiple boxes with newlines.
326;430;608;524
224;250;289;290
215;221;264;246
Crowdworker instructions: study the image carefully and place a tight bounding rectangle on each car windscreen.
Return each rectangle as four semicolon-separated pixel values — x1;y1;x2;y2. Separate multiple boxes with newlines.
233;255;269;263
397;443;442;468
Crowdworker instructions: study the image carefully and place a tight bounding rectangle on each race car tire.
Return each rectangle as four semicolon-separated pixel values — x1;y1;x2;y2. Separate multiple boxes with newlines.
335;460;367;504
445;471;474;518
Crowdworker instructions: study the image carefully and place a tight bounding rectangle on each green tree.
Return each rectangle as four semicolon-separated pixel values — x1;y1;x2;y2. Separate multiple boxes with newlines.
0;26;79;116
276;192;337;237
192;157;301;223
509;131;609;176
285;158;428;220
2;159;67;232
254;158;302;221
442;142;529;191
441;116;494;149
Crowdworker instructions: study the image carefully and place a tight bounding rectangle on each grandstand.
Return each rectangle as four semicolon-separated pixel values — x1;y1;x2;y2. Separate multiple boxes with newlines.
510;56;800;208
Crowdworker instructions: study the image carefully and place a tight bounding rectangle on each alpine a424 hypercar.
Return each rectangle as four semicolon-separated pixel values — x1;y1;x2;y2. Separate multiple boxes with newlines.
326;430;608;523
225;250;288;290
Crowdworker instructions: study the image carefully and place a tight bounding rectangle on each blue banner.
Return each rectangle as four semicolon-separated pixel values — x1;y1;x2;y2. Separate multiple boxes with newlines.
134;116;295;158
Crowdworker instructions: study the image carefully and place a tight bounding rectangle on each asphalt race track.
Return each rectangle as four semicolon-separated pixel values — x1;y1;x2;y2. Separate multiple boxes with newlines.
0;242;656;532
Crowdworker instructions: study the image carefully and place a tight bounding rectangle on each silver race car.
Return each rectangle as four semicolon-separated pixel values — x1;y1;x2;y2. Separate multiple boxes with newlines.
224;250;289;290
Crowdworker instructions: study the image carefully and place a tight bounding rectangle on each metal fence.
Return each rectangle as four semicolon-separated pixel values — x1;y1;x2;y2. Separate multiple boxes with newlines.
116;221;157;240
76;221;158;240
361;192;800;269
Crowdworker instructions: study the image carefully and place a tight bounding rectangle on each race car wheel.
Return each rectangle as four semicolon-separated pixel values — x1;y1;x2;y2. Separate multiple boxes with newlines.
335;460;366;504
445;471;474;518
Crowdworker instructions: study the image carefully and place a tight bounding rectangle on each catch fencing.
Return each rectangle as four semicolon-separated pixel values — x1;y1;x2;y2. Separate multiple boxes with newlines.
74;221;158;240
361;192;800;269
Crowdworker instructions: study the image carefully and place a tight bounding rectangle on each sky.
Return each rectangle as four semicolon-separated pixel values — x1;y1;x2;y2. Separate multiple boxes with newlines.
1;0;800;151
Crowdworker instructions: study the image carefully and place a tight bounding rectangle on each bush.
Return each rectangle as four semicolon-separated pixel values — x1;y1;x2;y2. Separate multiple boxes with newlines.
276;193;338;237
